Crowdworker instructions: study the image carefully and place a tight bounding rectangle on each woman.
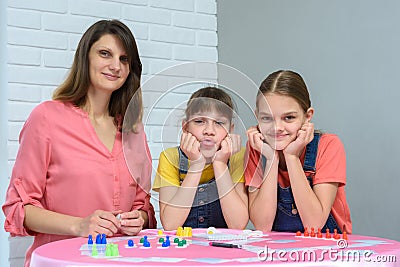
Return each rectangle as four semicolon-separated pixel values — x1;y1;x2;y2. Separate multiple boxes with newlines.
2;19;156;267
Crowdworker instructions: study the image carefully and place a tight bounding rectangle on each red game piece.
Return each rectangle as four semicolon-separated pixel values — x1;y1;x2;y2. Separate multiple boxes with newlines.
310;227;316;237
296;231;301;236
342;231;348;240
317;228;323;238
304;227;309;237
342;224;348;240
334;229;340;239
325;229;331;239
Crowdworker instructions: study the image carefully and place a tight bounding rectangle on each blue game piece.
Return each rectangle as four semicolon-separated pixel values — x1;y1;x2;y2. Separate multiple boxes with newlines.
95;234;101;244
127;239;134;247
101;234;107;244
143;240;151;247
165;235;170;246
88;235;93;245
162;241;169;247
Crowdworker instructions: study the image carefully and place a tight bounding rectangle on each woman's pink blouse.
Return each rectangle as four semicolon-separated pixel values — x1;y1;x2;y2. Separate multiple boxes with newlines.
2;100;156;265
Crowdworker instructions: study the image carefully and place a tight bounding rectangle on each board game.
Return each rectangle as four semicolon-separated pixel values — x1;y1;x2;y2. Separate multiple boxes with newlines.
30;228;400;266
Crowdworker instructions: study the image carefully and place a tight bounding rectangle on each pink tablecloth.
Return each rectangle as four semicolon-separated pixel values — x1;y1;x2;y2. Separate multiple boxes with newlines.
30;229;400;267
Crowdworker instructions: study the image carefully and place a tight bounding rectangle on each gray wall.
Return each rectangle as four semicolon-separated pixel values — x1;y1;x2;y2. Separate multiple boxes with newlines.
218;0;400;241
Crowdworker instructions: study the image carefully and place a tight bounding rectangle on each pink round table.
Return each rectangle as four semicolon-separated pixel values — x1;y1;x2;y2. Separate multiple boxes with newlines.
30;229;400;267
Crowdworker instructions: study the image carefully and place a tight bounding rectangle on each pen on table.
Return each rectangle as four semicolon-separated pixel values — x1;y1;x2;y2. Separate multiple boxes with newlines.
209;242;242;249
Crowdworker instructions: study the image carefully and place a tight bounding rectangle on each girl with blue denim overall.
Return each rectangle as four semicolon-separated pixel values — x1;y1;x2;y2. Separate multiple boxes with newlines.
177;147;228;228
154;87;249;231
246;70;350;234
261;133;341;233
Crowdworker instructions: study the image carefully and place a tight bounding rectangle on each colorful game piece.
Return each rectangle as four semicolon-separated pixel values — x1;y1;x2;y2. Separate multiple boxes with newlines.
111;244;119;256
105;244;111;256
317;228;323;238
342;224;348;240
177;226;183;236
91;244;98;256
143;240;151;247
88;235;93;245
165;236;171;246
295;231;301;236
95;234;101;244
158;237;164;243
207;227;217;234
139;237;144;244
310;227;316;237
183;227;193;237
127;239;134;247
304;227;309;237
325;229;331;239
162;241;169;247
334;229;340;239
342;231;348;240
174;237;179;243
101;234;107;244
157;229;163;236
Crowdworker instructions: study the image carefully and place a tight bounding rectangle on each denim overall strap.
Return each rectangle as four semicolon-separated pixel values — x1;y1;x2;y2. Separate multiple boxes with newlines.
270;133;341;233
177;148;228;228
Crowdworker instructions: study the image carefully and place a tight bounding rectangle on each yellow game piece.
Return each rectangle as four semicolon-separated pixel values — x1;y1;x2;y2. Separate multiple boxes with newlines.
188;227;192;237
157;229;163;236
183;227;192;237
207;227;216;235
177;226;183;236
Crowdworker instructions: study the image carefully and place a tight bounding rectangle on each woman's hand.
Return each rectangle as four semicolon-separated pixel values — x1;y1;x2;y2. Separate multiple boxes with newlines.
118;210;145;236
214;134;241;164
283;122;314;156
247;126;276;161
77;210;121;237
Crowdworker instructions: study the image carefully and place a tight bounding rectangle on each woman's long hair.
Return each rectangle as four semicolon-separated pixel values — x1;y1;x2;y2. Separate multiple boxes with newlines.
53;19;143;132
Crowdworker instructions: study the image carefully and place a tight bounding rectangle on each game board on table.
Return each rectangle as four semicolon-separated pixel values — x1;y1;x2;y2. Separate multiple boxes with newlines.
30;227;400;267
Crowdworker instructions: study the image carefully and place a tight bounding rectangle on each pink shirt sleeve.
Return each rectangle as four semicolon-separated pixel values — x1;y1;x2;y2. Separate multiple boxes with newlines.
2;104;50;236
313;134;346;186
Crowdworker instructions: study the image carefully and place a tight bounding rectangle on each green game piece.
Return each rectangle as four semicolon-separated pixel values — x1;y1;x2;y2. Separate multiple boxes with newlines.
174;237;179;243
91;244;98;256
178;240;184;247
182;239;187;245
111;244;119;256
158;237;165;243
140;237;144;243
105;244;111;256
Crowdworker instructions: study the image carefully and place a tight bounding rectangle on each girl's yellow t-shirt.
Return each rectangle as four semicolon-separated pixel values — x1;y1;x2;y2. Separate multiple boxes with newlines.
153;147;245;191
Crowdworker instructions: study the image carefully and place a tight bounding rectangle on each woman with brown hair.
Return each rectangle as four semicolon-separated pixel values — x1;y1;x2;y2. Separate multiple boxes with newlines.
2;19;156;267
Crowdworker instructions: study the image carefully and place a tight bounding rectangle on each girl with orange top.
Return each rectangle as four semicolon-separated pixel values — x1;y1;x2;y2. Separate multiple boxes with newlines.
245;70;351;234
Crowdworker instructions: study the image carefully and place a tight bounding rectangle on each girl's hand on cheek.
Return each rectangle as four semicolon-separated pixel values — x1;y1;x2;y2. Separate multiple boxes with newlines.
283;122;314;156
247;126;276;161
214;134;241;163
180;132;204;163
